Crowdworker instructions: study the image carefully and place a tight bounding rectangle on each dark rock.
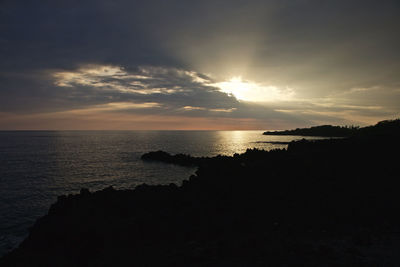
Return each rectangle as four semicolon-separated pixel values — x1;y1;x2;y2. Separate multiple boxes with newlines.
80;188;90;196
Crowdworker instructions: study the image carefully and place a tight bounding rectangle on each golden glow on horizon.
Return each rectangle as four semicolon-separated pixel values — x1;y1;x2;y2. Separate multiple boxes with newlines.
0;111;273;130
215;76;294;102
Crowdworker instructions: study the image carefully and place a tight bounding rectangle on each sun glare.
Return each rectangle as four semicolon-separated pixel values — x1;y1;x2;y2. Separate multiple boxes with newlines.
215;76;294;102
217;77;249;100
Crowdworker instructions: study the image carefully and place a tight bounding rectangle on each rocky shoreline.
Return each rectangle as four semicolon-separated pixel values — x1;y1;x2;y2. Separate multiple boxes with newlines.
1;119;400;266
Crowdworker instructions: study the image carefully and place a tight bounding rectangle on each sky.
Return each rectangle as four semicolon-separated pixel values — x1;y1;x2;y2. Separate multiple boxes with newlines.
1;0;399;130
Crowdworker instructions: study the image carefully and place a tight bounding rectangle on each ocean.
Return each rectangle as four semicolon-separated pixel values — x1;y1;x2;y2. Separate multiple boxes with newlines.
0;130;326;256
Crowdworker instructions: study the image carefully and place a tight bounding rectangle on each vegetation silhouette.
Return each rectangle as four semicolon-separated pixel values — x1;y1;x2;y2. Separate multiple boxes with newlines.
1;119;400;266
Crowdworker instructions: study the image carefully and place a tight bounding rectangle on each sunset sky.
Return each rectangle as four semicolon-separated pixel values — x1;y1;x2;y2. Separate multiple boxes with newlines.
1;0;399;130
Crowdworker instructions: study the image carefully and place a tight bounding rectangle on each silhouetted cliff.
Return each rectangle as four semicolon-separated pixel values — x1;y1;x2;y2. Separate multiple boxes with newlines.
2;119;400;266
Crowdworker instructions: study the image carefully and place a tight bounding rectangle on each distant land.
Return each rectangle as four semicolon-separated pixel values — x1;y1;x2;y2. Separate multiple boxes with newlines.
263;119;400;137
264;125;359;137
2;119;400;266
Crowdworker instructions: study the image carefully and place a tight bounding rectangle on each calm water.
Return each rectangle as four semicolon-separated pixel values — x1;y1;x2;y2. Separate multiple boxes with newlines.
0;131;325;256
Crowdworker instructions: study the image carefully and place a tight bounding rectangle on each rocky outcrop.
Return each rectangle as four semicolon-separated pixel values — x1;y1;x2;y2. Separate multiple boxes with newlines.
141;150;209;166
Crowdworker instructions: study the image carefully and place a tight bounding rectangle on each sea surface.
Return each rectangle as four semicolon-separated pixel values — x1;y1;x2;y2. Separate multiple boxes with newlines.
0;130;326;256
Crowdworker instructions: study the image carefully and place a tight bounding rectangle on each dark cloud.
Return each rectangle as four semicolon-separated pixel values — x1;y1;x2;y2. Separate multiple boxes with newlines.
0;0;399;128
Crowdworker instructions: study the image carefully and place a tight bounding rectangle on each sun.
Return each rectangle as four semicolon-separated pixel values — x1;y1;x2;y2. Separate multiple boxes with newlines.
217;76;251;100
215;76;293;102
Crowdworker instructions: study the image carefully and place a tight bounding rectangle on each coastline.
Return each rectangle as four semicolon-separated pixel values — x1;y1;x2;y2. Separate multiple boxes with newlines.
2;119;400;266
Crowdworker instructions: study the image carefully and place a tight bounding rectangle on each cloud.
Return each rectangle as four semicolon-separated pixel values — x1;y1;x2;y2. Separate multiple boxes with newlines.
48;65;306;125
0;62;312;129
0;0;399;129
50;65;238;110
